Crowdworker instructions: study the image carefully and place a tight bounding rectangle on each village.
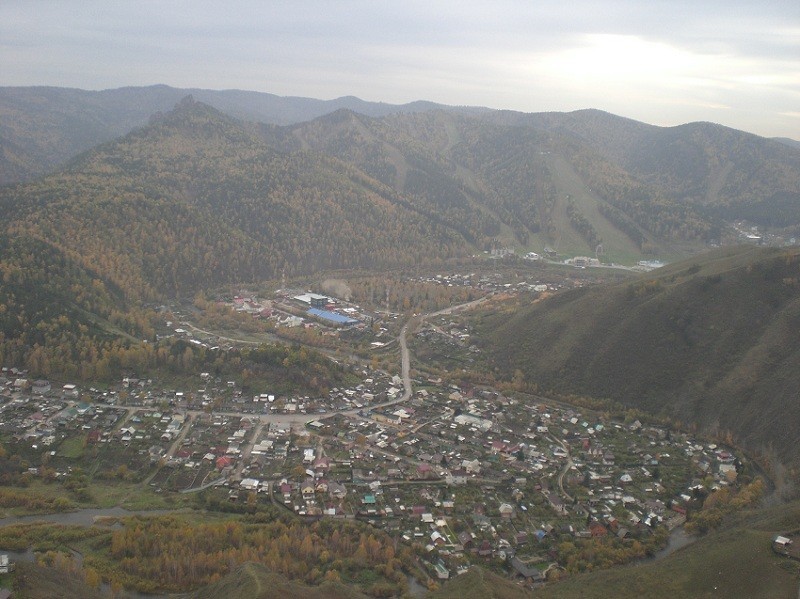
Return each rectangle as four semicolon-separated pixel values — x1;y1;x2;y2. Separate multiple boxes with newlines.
0;354;747;585
0;267;760;587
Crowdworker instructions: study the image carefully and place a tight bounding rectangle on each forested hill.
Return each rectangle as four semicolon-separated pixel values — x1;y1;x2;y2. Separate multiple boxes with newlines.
1;92;797;315
475;245;800;469
0;85;457;185
484;109;800;226
264;109;717;259
0;97;468;301
2;86;799;260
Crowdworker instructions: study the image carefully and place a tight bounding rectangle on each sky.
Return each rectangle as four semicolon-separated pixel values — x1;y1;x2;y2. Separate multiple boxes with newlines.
2;1;799;138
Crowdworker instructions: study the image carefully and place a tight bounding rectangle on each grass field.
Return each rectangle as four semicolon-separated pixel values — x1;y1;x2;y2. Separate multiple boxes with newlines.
57;435;86;459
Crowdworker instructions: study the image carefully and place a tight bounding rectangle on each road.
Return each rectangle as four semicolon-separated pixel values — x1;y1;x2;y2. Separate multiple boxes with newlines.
72;295;496;488
550;434;574;503
308;294;492;421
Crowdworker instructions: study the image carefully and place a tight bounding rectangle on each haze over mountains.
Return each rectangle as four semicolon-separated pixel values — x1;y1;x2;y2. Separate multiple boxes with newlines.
0;85;458;185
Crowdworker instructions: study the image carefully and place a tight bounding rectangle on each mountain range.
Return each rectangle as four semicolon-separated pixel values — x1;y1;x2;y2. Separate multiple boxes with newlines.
1;86;800;467
3;85;800;278
0;85;463;185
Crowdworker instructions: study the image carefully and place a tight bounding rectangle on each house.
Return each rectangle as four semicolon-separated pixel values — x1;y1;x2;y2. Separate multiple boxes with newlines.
499;503;515;519
773;535;793;555
416;463;435;479
313;456;331;472
463;459;482;474
510;557;544;583
279;483;292;500
546;493;567;515
446;470;468;485
301;479;316;498
240;478;260;492
433;560;450;579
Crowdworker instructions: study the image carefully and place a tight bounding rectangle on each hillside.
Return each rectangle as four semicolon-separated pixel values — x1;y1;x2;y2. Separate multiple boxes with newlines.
484;109;800;231
476;245;800;470
429;566;533;599
0;85;456;185
10;561;107;599
0;97;469;302
3;86;799;262
266;107;800;261
267;109;712;262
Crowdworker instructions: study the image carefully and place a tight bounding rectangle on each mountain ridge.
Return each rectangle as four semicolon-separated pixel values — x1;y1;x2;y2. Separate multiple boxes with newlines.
0;97;471;301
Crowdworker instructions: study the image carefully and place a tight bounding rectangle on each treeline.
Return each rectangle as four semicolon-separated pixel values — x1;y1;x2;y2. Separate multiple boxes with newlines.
0;487;74;514
685;478;765;534
556;527;669;574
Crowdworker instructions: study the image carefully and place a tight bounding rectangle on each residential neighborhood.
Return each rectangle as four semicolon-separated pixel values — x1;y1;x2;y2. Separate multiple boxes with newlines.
0;349;750;584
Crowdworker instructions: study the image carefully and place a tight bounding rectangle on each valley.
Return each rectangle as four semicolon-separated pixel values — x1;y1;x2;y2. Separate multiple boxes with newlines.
0;262;778;597
0;87;797;597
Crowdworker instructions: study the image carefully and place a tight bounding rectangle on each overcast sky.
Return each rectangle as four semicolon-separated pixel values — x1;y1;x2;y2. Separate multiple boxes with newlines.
2;1;799;138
